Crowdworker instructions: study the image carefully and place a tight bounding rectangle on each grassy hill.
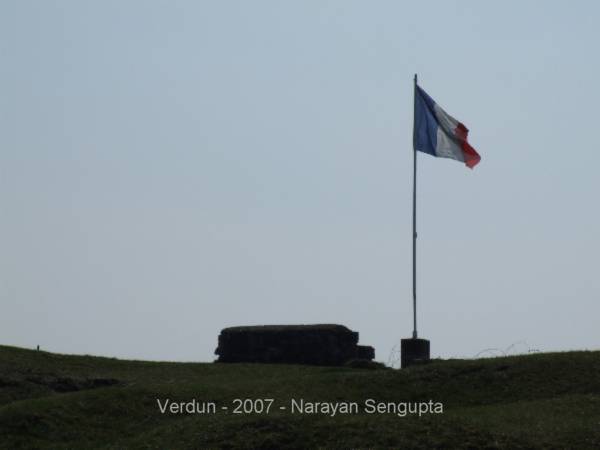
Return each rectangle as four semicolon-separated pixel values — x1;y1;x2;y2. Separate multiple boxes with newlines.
1;345;599;449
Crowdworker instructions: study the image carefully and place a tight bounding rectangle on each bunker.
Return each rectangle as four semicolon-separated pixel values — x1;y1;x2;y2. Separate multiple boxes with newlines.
215;324;375;366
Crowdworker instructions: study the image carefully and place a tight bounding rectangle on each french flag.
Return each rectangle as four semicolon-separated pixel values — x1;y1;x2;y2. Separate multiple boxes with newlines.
413;84;481;169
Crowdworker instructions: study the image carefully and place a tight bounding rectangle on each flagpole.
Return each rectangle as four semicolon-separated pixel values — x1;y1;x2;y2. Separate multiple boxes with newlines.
412;73;418;339
401;74;430;367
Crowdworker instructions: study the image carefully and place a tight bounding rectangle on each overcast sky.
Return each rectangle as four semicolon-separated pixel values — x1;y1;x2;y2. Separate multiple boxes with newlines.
2;0;599;363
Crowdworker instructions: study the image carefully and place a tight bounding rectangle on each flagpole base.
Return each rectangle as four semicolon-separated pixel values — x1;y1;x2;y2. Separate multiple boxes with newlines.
401;338;430;368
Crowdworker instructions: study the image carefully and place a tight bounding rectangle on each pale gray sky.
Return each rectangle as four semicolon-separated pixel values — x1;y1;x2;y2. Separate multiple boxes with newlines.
2;0;599;362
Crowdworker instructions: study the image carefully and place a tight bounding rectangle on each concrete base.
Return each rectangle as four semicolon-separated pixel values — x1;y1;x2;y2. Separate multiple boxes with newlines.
401;338;430;368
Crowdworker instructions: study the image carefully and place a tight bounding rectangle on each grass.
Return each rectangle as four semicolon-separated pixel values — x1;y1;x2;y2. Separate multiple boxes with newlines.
1;345;600;448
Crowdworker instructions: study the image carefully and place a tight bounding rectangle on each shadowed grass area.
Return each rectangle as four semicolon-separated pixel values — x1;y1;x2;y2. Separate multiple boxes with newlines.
1;345;599;448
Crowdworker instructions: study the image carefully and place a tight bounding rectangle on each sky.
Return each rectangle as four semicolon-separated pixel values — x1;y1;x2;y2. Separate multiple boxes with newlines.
2;0;599;363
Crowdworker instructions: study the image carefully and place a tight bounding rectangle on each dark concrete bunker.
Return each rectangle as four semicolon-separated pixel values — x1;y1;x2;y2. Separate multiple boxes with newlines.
215;324;375;366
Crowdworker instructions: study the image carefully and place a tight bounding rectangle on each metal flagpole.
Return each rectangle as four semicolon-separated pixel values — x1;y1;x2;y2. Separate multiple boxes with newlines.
402;73;430;368
412;74;418;339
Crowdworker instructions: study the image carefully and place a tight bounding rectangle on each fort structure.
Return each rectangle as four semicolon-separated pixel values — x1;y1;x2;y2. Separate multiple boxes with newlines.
215;324;375;366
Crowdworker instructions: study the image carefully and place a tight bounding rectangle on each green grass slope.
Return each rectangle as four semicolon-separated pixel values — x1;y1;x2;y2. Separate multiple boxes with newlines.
1;345;599;449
